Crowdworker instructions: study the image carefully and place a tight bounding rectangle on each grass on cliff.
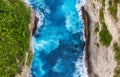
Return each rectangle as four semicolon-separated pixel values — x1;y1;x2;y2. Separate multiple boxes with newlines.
0;0;31;77
113;43;120;61
99;22;112;47
94;22;99;33
114;69;120;77
99;7;112;47
99;8;104;21
108;0;120;20
101;0;105;7
113;42;120;77
27;50;33;66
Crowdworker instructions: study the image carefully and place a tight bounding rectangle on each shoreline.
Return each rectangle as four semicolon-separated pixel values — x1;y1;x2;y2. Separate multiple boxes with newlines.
31;15;39;36
29;9;39;36
81;6;91;77
16;1;39;76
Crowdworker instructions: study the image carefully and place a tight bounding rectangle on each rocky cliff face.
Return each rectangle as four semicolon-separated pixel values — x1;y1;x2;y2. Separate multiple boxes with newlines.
84;0;120;77
16;6;35;77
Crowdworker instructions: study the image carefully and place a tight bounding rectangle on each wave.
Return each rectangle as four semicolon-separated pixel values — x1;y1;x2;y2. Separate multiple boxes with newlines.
73;0;88;77
24;0;88;77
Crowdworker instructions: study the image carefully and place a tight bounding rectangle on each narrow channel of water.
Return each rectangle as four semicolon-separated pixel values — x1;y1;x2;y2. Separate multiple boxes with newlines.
25;0;88;77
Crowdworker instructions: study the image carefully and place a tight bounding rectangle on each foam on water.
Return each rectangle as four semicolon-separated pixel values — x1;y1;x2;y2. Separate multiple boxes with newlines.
24;0;88;77
74;0;88;77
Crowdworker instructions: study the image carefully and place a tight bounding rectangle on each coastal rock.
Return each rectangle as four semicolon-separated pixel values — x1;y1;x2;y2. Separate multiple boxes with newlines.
29;9;39;36
83;0;120;77
16;5;37;77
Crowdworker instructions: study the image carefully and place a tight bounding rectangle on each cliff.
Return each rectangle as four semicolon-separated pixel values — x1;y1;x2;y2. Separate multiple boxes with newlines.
0;0;35;77
16;2;38;77
83;0;120;77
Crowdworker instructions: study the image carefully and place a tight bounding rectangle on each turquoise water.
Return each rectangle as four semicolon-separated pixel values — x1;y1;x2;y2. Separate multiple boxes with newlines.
25;0;88;77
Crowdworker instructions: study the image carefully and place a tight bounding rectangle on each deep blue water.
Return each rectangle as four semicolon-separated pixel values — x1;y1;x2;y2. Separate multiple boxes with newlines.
25;0;87;77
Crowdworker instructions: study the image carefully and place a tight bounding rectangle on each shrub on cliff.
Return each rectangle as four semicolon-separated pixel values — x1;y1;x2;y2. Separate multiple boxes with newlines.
108;0;119;20
113;43;120;61
99;22;112;47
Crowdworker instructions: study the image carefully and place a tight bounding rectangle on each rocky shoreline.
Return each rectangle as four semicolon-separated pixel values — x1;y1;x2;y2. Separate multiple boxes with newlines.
16;3;39;76
29;10;39;36
31;15;39;36
81;6;91;77
81;0;120;77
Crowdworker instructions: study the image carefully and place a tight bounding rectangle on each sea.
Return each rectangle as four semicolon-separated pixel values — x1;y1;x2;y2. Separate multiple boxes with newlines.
24;0;88;77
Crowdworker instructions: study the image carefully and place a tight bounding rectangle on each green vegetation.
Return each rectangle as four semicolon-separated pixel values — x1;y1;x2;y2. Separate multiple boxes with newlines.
99;8;104;21
94;22;99;33
0;0;31;77
93;73;99;77
114;69;120;77
108;0;120;20
113;42;120;77
27;50;33;66
99;7;112;47
113;43;120;77
113;43;120;61
110;1;120;76
101;0;105;7
99;22;112;47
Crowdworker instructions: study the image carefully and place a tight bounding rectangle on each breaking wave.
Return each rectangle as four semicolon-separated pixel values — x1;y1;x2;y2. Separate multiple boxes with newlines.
24;0;88;77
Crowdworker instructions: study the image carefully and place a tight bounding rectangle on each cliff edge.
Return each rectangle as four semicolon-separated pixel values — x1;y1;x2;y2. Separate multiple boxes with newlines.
16;3;38;77
83;0;120;77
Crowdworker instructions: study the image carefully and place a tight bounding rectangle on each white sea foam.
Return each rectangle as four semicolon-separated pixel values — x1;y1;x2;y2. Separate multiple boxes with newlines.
24;0;30;6
35;9;44;34
73;58;88;77
31;37;35;53
53;58;63;73
76;0;86;39
25;0;88;77
76;0;86;12
76;0;86;29
62;1;84;34
26;2;45;54
24;0;43;29
73;0;88;77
